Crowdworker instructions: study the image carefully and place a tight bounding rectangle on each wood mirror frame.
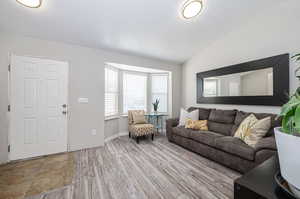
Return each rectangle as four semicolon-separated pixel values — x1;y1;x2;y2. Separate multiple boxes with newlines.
196;54;290;106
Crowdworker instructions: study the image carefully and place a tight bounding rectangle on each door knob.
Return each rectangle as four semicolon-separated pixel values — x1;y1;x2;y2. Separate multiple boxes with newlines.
62;104;67;108
62;111;67;115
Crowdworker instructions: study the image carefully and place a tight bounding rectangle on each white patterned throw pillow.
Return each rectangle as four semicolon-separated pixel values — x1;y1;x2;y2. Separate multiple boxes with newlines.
178;108;199;126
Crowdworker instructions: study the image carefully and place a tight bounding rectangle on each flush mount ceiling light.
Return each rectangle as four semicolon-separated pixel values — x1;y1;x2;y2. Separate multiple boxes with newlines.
16;0;42;8
181;0;203;19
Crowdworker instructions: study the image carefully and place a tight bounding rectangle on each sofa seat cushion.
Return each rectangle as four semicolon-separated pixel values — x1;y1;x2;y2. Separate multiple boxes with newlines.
172;126;192;138
190;130;223;146
215;137;255;161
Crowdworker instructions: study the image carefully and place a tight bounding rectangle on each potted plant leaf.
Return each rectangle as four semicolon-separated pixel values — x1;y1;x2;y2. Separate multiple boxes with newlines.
152;99;159;113
275;53;300;197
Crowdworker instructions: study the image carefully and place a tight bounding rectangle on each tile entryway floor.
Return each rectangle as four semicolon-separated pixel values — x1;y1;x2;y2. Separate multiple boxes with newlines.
0;153;74;199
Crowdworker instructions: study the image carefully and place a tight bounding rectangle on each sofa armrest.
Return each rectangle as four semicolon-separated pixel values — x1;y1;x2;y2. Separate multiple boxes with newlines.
166;118;179;127
254;136;277;152
166;118;179;142
253;137;277;164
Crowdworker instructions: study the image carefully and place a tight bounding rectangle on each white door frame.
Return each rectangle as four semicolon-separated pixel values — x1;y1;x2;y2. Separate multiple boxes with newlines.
8;54;70;161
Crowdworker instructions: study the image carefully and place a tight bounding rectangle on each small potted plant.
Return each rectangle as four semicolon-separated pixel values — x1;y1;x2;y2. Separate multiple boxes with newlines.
275;53;300;197
152;99;159;113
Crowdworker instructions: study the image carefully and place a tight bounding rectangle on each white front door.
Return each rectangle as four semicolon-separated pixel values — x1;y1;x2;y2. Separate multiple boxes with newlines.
10;55;69;160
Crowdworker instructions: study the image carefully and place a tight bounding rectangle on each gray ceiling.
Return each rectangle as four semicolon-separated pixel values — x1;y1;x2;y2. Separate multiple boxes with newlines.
0;0;276;64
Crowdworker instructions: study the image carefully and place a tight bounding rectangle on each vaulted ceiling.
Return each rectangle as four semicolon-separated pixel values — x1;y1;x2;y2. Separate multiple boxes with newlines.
0;0;277;64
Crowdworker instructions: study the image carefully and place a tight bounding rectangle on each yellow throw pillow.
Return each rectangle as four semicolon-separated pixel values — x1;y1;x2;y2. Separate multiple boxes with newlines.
234;114;271;147
185;119;208;131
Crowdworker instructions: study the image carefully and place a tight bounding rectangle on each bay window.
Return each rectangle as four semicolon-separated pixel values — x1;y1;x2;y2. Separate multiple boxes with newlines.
123;72;147;113
105;64;170;118
105;67;119;117
151;74;168;113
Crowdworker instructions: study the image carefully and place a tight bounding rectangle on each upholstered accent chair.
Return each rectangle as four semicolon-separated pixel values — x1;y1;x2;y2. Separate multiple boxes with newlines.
128;110;155;144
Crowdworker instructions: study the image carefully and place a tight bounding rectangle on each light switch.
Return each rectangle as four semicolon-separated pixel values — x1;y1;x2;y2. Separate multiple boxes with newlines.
91;129;97;135
78;98;89;103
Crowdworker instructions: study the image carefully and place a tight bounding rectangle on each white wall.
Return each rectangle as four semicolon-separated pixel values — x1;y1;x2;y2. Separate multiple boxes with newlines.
104;117;129;140
0;32;182;164
182;0;300;114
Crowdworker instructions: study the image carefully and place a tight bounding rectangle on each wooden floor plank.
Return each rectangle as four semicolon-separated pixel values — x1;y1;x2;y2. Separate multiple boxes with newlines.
24;135;240;199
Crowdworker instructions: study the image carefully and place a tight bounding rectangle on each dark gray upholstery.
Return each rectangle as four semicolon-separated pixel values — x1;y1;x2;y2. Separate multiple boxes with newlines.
215;137;255;161
207;121;233;136
209;109;237;124
172;126;191;138
166;107;281;173
166;118;179;141
190;130;223;146
254;136;277;151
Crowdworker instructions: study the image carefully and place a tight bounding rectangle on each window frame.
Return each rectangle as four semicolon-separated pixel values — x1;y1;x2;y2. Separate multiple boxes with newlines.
122;70;148;115
150;73;169;113
104;65;119;119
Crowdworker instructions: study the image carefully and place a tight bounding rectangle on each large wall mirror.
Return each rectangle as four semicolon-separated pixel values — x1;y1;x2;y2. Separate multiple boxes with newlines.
197;54;289;106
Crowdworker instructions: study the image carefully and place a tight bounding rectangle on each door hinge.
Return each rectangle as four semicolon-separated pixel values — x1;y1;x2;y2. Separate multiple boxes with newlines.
8;145;10;153
8;65;10;72
8;105;10;112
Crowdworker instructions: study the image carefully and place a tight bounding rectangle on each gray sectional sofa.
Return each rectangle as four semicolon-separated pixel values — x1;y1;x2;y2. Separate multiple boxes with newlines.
166;107;281;173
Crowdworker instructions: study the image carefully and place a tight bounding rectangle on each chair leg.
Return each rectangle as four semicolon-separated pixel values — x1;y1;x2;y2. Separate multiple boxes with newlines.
136;137;139;144
129;132;131;138
151;134;154;141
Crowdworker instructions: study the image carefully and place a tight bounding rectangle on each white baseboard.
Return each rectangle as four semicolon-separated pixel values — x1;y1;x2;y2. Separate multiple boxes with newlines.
104;131;129;143
119;131;129;136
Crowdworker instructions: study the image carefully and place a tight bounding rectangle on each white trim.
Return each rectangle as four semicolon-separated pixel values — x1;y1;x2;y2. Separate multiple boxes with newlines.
119;131;129;137
104;131;129;143
104;134;120;143
104;115;120;121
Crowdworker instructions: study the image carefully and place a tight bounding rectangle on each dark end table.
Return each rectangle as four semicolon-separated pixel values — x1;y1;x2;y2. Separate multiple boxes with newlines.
234;155;294;199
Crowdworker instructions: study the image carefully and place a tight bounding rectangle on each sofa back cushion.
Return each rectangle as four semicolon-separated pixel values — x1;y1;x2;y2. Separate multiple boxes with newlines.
207;121;234;136
186;107;281;137
187;107;212;120
207;109;237;136
231;111;281;137
209;109;237;124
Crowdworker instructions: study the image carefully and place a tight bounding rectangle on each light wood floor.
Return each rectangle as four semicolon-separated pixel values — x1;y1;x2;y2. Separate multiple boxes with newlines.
25;135;240;199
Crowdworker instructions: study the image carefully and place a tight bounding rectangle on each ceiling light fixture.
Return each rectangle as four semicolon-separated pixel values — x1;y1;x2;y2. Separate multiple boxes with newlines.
181;0;203;19
16;0;42;8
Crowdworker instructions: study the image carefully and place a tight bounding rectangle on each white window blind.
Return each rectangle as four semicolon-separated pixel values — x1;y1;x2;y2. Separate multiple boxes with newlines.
105;67;119;117
123;73;147;113
151;74;168;113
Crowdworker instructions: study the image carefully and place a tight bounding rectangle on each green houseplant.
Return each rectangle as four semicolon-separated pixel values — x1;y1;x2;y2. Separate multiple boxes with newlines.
279;87;300;135
152;99;160;112
275;53;300;197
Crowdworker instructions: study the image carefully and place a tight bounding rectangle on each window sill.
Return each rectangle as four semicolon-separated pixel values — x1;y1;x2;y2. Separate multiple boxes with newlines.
105;116;120;121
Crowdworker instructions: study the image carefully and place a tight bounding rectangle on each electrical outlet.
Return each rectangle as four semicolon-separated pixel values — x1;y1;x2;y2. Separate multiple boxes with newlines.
91;129;97;135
